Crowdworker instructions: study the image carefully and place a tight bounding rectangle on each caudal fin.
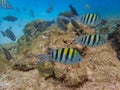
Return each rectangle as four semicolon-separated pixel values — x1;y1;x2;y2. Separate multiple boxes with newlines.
72;38;80;44
35;54;49;64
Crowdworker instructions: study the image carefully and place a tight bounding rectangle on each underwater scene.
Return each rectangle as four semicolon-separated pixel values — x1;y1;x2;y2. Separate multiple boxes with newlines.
0;0;120;90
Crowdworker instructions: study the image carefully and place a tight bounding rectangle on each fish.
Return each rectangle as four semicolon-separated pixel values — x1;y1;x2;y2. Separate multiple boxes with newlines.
56;15;71;30
57;16;71;24
84;4;91;10
0;0;13;9
59;12;74;18
71;19;81;29
37;48;82;64
46;2;53;13
73;33;108;47
2;48;12;60
15;7;21;13
1;27;16;41
2;15;18;22
46;20;55;26
74;14;101;27
29;9;34;17
69;4;78;16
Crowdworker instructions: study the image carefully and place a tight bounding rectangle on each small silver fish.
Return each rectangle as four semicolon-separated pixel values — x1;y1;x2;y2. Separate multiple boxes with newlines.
73;33;108;47
36;48;82;64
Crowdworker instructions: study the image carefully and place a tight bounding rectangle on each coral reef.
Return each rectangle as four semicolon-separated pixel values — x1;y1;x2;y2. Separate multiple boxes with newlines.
0;19;120;90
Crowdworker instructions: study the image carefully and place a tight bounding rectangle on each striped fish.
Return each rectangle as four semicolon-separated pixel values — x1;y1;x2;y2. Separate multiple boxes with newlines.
73;33;108;47
37;48;82;64
0;0;13;9
73;14;101;27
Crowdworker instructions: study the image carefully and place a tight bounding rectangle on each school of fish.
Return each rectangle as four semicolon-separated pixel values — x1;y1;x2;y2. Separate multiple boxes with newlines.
38;5;110;65
0;2;112;65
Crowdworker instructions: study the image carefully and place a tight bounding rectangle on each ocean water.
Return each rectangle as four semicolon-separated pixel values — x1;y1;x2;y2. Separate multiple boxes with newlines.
0;0;120;44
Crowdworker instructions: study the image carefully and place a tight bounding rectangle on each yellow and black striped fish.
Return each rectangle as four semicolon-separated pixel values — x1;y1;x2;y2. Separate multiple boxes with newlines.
73;33;108;47
80;14;101;27
37;48;82;64
0;0;13;9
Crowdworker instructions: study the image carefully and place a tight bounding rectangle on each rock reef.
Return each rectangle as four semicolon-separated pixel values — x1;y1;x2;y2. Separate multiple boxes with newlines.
110;20;120;60
0;19;120;90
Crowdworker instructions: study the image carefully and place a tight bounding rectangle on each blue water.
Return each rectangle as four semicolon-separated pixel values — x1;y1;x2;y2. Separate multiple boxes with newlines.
0;0;120;44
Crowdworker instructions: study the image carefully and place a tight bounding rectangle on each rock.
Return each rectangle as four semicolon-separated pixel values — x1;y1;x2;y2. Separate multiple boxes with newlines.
0;21;120;90
68;21;95;35
22;20;54;42
0;43;18;55
110;20;120;60
12;63;36;71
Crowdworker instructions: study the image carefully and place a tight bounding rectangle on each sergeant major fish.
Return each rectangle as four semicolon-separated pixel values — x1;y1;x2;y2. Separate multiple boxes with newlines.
36;48;82;64
0;0;13;9
73;33;108;47
73;13;101;27
46;2;53;13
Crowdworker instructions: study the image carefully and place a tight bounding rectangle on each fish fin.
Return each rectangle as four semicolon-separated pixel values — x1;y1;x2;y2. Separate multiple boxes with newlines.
48;49;55;54
102;34;108;40
35;54;49;64
38;58;48;64
36;54;49;60
72;38;80;44
1;31;6;37
49;59;54;62
69;4;72;8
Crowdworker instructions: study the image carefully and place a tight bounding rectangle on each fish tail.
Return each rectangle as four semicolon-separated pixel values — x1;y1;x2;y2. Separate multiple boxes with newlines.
72;38;80;44
69;4;72;8
35;54;49;64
